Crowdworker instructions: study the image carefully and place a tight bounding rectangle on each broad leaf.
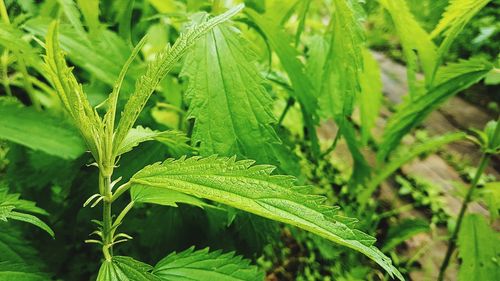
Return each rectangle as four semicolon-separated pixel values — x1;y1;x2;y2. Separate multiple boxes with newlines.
0;185;54;238
377;59;492;162
320;0;365;118
379;0;437;90
458;214;500;281
130;156;403;279
153;247;264;281
182;18;284;165
97;256;159;281
117;126;193;156
112;4;244;155
0;98;85;160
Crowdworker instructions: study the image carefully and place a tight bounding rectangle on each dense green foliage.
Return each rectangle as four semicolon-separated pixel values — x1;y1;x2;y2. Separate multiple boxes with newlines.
0;0;498;280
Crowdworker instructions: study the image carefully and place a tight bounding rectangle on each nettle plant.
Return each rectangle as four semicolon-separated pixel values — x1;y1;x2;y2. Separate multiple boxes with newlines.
39;5;404;280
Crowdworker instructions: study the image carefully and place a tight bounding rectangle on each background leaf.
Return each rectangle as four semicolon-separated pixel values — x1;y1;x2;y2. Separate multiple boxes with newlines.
0;98;85;160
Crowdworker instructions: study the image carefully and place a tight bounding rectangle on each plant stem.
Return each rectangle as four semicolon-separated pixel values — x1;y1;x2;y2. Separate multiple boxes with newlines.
321;129;341;158
278;97;295;126
100;172;113;261
437;154;490;281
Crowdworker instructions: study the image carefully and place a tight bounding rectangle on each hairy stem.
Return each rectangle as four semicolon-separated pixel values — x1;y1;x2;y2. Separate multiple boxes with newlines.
100;172;113;261
437;154;489;280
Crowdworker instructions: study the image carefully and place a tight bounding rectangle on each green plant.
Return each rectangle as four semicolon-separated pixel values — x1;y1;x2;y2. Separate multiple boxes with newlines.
437;119;500;280
28;3;406;280
0;0;497;280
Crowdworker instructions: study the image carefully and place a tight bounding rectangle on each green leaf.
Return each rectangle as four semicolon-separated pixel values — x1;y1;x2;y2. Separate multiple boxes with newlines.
130;156;403;279
0;262;49;281
103;36;148;143
112;4;244;156
57;0;87;40
76;0;100;34
0;227;50;279
182;18;284;165
382;219;430;252
358;49;383;145
480;181;500;220
131;185;205;208
319;0;365;118
377;58;492;162
117;126;193;156
0;98;85;159
246;9;317;114
43;21;103;160
379;0;437;90
0;225;42;265
5;212;54;239
458;214;500;281
0;23;42;71
431;0;491;81
25;18;137;93
0;185;54;238
153;247;264;281
97;256;160;281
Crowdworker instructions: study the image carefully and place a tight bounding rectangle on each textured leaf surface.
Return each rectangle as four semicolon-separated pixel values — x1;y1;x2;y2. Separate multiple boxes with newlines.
0;98;85;159
43;22;103;160
130;156;403;279
153;247;264;281
458;215;500;281
97;256;159;281
320;0;365;118
182;19;283;165
377;59;492;162
113;5;244;155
